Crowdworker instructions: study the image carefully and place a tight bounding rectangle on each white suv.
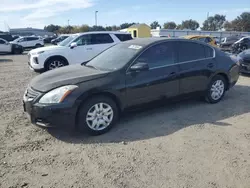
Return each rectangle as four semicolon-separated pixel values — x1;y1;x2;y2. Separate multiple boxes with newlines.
11;36;44;49
28;31;132;71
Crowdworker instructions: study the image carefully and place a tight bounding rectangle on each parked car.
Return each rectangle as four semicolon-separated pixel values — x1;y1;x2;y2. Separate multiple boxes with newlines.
28;31;133;72
23;38;239;135
0;33;13;41
231;37;250;54
51;35;70;45
0;38;23;54
220;36;241;51
182;35;217;47
238;49;250;74
43;36;57;43
10;36;44;49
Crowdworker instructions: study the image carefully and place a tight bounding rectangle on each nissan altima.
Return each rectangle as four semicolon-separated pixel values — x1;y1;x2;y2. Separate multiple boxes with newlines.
23;38;239;135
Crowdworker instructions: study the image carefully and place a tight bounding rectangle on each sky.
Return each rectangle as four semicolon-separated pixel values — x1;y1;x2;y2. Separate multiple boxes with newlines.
0;0;250;31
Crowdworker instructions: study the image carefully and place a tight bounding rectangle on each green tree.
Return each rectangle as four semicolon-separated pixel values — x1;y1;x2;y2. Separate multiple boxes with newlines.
150;21;160;29
44;24;61;33
201;14;226;31
176;24;182;30
120;23;135;29
163;22;177;29
226;12;250;32
90;25;106;31
105;26;112;31
181;19;199;30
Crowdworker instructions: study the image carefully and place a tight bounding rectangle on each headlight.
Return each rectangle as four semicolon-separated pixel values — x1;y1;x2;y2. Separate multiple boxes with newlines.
31;51;45;55
39;85;78;104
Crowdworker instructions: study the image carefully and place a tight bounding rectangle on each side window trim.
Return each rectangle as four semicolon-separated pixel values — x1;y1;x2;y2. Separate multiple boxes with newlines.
126;41;178;74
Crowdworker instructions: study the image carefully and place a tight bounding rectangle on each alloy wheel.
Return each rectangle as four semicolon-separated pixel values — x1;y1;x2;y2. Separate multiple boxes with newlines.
210;80;225;101
86;103;114;131
48;60;65;70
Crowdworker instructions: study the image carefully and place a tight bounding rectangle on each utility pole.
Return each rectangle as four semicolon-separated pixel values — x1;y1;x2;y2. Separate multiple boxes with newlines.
67;19;70;34
207;12;209;19
95;11;98;26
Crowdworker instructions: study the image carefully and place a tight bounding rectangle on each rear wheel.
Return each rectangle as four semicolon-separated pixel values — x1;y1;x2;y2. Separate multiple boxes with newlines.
45;57;67;71
12;48;22;54
77;96;119;135
205;75;226;104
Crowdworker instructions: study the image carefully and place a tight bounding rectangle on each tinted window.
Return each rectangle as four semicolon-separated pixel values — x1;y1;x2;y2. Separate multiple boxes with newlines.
27;37;38;41
115;34;132;41
204;46;214;58
137;42;175;68
178;42;205;62
91;34;114;44
0;39;5;44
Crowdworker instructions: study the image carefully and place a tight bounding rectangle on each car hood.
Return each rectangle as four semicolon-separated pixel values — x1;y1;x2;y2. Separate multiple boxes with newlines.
29;65;109;92
30;45;65;53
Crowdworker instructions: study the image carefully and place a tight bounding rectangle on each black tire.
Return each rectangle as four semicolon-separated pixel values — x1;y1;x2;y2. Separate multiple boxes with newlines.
205;75;227;104
12;48;22;54
35;44;42;48
45;57;67;71
76;96;119;135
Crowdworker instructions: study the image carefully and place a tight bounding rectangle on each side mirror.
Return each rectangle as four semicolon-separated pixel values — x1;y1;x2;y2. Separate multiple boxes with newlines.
130;62;149;72
70;42;77;49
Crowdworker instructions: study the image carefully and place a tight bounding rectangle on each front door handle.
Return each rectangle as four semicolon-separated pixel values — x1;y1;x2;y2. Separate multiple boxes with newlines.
207;63;214;68
86;48;92;50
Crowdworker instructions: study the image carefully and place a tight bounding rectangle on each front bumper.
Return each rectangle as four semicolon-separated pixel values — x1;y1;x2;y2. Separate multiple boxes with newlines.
28;53;46;71
23;90;77;129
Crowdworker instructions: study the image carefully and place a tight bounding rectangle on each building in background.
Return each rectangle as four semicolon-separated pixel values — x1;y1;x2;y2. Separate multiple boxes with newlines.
9;28;55;37
127;24;151;38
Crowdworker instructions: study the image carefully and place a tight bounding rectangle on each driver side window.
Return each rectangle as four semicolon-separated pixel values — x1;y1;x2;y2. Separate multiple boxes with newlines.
18;38;26;42
136;42;176;69
74;35;91;46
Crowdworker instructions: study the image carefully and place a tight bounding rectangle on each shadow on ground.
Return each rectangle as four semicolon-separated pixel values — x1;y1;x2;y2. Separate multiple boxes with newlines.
0;58;13;63
48;85;250;144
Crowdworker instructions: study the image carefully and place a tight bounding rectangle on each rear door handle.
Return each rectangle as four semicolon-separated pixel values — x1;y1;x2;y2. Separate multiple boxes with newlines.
86;48;92;50
207;63;214;68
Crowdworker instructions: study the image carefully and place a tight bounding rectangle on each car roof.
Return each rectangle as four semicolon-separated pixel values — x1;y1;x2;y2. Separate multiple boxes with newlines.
77;31;131;35
122;37;212;48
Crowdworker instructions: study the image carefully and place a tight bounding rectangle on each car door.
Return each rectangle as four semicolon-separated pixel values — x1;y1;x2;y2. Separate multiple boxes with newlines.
0;39;10;52
177;41;216;94
18;37;28;47
26;37;37;47
69;34;115;64
125;41;179;106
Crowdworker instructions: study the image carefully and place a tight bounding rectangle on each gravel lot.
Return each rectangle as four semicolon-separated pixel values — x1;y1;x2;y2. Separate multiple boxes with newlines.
1;54;250;188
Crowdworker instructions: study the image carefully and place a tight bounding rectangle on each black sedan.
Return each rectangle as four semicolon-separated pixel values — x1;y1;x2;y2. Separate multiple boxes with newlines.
238;49;250;74
23;38;239;135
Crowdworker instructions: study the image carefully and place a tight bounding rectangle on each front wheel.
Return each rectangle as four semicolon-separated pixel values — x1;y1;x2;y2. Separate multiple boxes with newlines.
77;96;119;135
45;58;67;71
205;75;226;104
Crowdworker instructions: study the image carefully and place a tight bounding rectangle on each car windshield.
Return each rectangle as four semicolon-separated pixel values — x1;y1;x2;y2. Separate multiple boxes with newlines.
85;43;142;71
58;35;77;46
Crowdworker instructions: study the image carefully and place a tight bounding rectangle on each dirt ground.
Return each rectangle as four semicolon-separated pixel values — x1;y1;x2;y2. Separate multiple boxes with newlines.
1;54;250;188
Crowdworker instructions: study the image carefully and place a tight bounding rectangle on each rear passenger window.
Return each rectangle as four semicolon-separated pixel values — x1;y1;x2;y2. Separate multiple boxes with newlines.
137;42;176;68
27;37;38;41
115;34;132;41
204;46;214;58
91;34;114;44
178;42;205;62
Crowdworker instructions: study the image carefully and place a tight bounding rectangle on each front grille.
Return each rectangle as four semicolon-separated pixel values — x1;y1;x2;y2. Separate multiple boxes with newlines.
25;87;40;100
